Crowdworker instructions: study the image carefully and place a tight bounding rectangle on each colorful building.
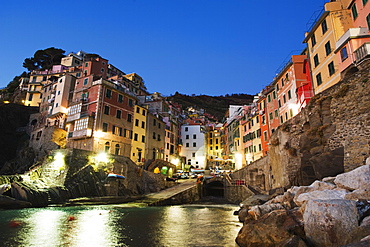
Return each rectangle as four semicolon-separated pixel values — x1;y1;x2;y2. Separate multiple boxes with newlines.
303;1;353;94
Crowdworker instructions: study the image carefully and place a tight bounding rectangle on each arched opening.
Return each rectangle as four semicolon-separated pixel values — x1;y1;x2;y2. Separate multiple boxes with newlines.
105;142;110;153
115;144;120;155
203;181;224;197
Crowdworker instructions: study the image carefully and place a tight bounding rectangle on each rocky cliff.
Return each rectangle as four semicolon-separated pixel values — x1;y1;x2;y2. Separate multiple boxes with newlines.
232;59;370;193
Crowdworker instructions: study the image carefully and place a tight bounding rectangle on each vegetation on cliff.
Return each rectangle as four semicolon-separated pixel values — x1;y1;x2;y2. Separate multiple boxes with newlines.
167;92;254;121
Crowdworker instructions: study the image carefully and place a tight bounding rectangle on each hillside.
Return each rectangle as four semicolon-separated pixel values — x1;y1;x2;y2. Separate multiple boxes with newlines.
167;92;255;121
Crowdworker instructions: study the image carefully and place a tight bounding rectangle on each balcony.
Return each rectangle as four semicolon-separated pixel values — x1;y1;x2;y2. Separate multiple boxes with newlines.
67;129;92;139
336;27;369;50
354;42;370;62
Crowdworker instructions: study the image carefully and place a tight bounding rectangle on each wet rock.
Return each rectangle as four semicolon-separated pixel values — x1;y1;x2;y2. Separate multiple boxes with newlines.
303;199;359;247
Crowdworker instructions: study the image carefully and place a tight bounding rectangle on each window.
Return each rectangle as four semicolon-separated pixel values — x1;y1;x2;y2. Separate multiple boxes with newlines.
104;106;110;115
153;132;156;139
136;107;140;113
285;112;288;121
192;153;195;157
193;134;196;139
83;78;88;85
102;123;108;132
127;114;132;122
141;121;145;128
311;34;317;47
263;131;267;141
325;41;332;56
157;134;161;141
340;47;348;61
142;109;146;116
314;54;319;67
267;94;271;103
273;91;276;99
215;146;219;150
278;99;281;108
186;143;189;147
118;94;123;103
269;112;273;120
185;127;188;131
141;135;145;143
367;14;370;30
262;116;266;125
288;90;292;100
321;20;328;34
328;61;335;76
135;119;139;126
281;78;284;87
352;3;358;20
128;98;134;107
193;142;196;147
283;94;286;103
85;62;88;67
134;133;138;141
153;119;157;126
106;89;112;98
290;109;294;118
116;110;121;119
186;135;189;139
316;73;323;86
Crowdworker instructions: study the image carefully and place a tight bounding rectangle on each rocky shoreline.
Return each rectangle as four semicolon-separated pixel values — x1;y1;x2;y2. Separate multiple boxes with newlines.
235;158;370;247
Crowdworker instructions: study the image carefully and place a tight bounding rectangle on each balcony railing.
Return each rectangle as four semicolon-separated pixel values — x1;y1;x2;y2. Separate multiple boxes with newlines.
354;42;370;62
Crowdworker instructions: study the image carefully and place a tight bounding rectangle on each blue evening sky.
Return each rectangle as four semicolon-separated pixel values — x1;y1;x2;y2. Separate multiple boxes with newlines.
0;0;327;96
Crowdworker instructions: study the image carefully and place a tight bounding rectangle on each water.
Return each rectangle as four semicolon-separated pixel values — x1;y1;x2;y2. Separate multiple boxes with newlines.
0;204;242;247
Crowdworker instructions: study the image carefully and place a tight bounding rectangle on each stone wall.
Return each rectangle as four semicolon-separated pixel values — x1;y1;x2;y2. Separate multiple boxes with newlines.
232;59;370;194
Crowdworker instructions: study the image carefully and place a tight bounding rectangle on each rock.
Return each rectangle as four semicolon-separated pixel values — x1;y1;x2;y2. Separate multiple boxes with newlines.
322;176;336;184
356;199;370;222
238;208;249;222
239;194;270;208
0;194;32;209
310;180;336;190
248;203;285;220
303;199;359;247
236;209;305;247
334;165;370;191
294;189;348;208
289;181;336;200
345;189;370;201
360;216;370;227
266;191;296;209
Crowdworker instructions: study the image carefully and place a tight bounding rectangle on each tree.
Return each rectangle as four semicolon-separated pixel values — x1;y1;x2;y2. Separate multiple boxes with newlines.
23;47;65;71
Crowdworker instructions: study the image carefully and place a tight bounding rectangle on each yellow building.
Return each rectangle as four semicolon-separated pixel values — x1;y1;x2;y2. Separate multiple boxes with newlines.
131;105;147;164
24;73;45;107
303;1;353;94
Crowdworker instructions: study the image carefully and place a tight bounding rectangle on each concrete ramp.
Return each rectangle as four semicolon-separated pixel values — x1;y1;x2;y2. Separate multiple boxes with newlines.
137;180;200;206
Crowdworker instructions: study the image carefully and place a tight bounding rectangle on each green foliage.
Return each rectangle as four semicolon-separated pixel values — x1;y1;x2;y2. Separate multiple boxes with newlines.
23;47;66;71
167;93;254;121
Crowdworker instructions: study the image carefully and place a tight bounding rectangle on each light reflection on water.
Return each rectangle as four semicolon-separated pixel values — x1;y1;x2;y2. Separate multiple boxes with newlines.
0;204;241;247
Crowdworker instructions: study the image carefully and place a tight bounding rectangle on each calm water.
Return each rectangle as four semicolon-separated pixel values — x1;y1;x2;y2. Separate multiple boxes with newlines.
0;203;241;247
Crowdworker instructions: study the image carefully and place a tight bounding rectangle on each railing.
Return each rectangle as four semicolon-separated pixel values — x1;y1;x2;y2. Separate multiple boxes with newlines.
354;42;370;62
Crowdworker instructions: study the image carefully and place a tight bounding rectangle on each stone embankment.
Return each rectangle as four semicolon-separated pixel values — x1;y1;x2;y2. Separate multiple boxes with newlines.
235;158;370;247
0;149;171;209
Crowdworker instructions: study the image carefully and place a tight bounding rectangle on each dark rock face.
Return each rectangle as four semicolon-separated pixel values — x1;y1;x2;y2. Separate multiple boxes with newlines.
0;103;38;173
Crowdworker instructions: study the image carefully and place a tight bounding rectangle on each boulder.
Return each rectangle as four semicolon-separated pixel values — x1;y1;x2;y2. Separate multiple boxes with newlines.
266;191;296;209
294;189;348;208
345;189;370;201
334;165;370;191
239;194;270;208
248;203;285;220
303;199;359;247
236;209;305;247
